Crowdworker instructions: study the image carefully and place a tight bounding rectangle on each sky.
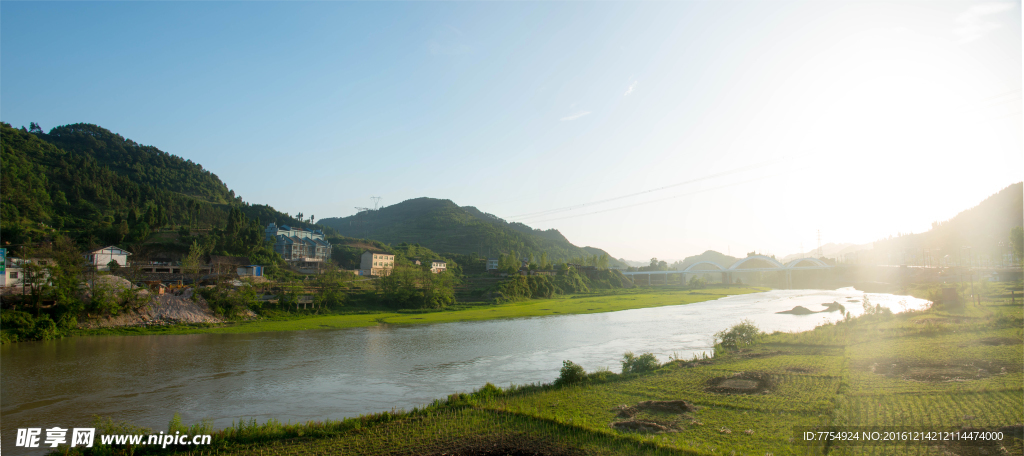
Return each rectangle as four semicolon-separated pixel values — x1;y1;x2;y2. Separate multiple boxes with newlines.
2;1;1021;262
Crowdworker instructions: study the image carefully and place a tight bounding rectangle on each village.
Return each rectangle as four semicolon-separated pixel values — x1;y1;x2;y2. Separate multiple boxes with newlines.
0;223;459;298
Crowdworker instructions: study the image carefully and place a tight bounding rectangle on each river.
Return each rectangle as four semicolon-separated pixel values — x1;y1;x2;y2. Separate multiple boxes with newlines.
1;288;929;454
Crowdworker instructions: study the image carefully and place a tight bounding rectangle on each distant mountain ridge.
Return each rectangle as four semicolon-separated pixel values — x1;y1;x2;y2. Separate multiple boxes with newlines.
672;250;740;270
867;182;1023;263
780;242;873;264
319;198;625;266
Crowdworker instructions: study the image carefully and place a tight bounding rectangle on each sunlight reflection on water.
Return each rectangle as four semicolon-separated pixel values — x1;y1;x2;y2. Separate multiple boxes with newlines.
1;288;928;455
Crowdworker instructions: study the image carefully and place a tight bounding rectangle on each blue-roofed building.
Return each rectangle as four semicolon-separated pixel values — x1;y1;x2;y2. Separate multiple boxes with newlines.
266;223;332;264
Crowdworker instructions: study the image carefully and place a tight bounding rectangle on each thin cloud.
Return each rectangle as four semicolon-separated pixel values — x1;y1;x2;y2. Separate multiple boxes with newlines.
624;81;637;96
954;2;1015;43
560;111;591;121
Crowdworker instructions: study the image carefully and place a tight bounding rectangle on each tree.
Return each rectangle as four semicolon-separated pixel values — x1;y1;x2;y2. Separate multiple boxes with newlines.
1011;226;1023;265
116;220;129;243
29;122;42;134
181;240;206;285
313;262;345;311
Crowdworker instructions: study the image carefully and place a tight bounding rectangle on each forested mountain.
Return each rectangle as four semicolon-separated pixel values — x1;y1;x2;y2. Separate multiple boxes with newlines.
42;123;235;204
0;123;324;259
869;182;1023;265
319;198;626;266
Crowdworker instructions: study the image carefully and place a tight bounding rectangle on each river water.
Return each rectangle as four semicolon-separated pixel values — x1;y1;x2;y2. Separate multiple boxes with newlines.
1;288;929;454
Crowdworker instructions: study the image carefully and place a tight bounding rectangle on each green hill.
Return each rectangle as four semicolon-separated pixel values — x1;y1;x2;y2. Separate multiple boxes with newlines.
319;198;625;266
870;182;1023;265
0;122;323;259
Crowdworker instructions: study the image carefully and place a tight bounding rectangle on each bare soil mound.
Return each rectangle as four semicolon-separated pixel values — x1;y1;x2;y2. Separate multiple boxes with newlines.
613;400;699;418
79;288;226;329
636;400;699;414
609;419;674;433
706;372;775;394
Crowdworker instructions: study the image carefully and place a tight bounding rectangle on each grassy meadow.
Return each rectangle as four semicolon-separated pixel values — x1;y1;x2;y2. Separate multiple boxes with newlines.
73;286;765;337
56;283;1022;456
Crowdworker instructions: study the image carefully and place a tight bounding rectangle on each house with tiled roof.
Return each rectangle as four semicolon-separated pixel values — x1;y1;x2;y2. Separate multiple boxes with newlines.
265;223;332;268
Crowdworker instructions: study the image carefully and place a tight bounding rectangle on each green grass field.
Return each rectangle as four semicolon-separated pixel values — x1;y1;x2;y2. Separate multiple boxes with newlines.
57;283;1023;456
73;287;765;337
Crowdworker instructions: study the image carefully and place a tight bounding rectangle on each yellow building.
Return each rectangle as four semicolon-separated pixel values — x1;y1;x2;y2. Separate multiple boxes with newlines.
360;251;395;277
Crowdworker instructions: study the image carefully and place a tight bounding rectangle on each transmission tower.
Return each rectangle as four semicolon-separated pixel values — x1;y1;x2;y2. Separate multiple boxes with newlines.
371;197;382;211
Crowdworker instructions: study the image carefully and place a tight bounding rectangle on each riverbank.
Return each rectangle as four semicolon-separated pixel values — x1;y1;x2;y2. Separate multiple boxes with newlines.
72;286;767;338
64;282;1020;456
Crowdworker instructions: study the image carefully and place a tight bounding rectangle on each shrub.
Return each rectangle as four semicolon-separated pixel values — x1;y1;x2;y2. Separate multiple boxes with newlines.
555;360;587;386
714;319;763;352
861;296;893;317
621;351;660;374
587;366;617;383
474;382;502;398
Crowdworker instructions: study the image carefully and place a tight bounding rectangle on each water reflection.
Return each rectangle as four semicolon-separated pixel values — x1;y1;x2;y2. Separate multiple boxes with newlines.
1;288;928;455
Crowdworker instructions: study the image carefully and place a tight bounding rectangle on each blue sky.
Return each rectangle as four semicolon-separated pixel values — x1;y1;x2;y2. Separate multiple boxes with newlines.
3;1;1021;261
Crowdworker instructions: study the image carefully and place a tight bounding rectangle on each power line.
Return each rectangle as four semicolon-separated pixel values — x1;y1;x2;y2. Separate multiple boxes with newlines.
510;158;785;221
525;172;787;224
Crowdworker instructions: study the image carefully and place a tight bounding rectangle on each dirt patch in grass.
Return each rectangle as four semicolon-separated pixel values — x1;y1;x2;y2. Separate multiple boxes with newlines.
706;372;775;394
977;337;1022;346
636;400;699;414
614;400;699;418
862;359;1014;382
609;419;676;433
418;433;585;456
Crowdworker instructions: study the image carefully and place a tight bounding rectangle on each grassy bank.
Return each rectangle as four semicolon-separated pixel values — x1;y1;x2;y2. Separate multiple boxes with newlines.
71;286;766;338
55;282;1023;455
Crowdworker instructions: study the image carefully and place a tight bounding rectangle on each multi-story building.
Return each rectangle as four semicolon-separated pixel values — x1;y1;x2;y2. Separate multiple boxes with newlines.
430;260;447;274
360;251;395;277
486;258;499;271
266;223;332;262
1;258;52;288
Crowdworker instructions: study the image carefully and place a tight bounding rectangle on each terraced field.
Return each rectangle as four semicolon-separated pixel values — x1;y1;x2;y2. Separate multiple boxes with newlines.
62;284;1022;456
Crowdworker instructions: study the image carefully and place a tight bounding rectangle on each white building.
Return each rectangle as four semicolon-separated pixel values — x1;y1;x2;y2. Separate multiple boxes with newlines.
486;258;499;271
430;260;447;274
85;246;131;271
359;251;395;277
1;259;23;287
1;258;52;288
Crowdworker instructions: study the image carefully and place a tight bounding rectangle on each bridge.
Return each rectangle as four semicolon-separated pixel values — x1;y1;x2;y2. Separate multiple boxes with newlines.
620;255;833;287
